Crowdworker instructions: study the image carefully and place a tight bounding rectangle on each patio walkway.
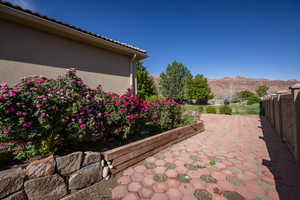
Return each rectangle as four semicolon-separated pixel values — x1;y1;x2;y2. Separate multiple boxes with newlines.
111;114;300;200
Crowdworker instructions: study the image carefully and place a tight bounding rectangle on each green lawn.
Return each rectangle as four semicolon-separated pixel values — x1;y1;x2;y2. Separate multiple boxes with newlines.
182;103;260;115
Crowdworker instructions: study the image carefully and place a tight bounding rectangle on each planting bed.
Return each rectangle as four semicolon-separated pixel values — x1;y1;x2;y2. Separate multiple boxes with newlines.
0;121;204;200
103;120;205;174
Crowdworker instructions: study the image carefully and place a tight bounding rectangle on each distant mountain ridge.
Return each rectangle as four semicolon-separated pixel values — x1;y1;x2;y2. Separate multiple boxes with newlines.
151;75;299;99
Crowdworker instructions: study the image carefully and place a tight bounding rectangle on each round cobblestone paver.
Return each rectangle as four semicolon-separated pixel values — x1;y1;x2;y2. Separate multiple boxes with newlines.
123;192;139;200
128;182;142;192
154;166;166;174
151;193;168;200
166;169;177;178
111;185;128;198
167;188;183;199
134;165;146;173
131;172;144;182
166;178;180;188
153;182;168;192
143;175;156;187
139;187;153;198
117;176;131;185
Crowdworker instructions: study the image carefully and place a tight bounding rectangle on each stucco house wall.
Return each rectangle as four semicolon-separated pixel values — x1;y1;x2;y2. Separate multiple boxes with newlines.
0;2;147;94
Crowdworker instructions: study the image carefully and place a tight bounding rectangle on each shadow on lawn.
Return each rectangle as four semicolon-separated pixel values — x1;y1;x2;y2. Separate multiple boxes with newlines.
259;116;300;199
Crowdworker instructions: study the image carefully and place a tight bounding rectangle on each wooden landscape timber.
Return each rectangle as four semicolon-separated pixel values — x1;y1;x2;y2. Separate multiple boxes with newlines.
102;121;205;174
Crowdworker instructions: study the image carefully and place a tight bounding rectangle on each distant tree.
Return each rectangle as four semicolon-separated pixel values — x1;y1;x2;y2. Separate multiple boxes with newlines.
185;74;214;104
159;61;192;102
236;90;255;101
256;85;269;97
247;96;261;105
136;61;157;99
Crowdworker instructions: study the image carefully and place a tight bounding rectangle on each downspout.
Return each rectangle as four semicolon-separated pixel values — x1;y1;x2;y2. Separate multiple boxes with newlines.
130;54;137;95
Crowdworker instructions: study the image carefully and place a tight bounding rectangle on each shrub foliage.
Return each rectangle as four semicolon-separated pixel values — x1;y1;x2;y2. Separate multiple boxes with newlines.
256;85;269;97
247;96;261;105
206;106;217;114
0;69;181;160
219;105;232;115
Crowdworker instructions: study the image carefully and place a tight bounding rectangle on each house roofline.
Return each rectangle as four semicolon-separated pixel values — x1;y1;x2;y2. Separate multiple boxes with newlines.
0;1;148;59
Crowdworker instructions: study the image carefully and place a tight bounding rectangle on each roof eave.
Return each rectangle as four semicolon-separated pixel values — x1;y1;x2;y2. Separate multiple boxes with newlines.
0;3;148;59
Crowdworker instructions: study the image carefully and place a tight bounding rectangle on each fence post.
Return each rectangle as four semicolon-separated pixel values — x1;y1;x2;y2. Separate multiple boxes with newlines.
266;95;271;122
290;83;300;163
271;94;277;126
276;90;289;142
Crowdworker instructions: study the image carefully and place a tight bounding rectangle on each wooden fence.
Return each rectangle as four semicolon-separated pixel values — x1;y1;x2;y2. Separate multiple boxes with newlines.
262;83;300;163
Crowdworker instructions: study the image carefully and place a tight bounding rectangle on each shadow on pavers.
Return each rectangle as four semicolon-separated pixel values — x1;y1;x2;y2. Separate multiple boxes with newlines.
259;116;300;200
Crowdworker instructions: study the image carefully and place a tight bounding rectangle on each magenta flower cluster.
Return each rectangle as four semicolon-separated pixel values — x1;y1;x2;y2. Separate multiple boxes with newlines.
0;68;181;159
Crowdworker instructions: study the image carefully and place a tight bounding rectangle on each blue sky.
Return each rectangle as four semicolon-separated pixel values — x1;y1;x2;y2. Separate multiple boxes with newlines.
7;0;300;80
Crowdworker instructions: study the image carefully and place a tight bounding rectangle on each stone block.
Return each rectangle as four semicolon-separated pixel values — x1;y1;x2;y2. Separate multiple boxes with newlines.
68;162;101;191
24;174;67;200
56;152;82;175
3;190;27;200
0;168;25;198
25;155;55;179
82;152;101;167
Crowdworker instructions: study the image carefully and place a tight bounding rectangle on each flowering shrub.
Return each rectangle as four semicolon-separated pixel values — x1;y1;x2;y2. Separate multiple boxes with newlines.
99;90;147;139
150;97;181;131
0;69;182;160
0;69;105;159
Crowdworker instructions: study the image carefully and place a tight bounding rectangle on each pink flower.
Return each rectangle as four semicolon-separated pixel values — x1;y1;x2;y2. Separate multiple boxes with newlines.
41;113;49;118
22;121;32;128
107;117;112;121
3;129;10;134
0;82;8;88
66;68;76;73
35;79;45;83
0;143;6;150
5;107;16;114
9;91;16;97
80;124;86;128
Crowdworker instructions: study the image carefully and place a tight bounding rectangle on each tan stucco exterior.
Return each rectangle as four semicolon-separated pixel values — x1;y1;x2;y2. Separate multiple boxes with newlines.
0;3;147;94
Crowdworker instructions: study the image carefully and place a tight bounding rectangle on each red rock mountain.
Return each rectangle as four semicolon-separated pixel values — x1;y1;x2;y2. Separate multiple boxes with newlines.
151;75;299;99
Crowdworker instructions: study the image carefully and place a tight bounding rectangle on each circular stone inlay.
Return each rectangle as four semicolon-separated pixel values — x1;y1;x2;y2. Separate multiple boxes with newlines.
184;164;198;170
194;189;213;200
144;162;157;169
223;191;245;200
226;176;245;186
177;174;191;183
153;173;168;182
200;175;218;184
165;162;176;169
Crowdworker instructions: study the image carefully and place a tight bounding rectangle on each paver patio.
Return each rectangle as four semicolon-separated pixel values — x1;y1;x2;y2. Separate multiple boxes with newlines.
111;114;300;200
